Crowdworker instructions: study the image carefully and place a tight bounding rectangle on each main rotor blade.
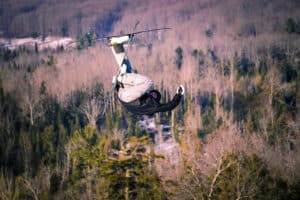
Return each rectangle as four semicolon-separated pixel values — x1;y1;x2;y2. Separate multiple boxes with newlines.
98;27;171;40
129;27;171;36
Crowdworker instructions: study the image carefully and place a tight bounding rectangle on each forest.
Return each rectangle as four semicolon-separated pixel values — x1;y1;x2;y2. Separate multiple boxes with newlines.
0;0;300;199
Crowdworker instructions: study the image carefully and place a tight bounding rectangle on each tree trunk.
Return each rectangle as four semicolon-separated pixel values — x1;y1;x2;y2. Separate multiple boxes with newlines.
90;118;96;128
171;110;175;133
269;77;274;125
215;88;220;120
29;103;34;126
125;169;130;200
87;166;92;200
230;59;234;122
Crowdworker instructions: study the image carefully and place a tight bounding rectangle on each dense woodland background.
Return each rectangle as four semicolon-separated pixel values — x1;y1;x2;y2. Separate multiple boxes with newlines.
0;0;300;199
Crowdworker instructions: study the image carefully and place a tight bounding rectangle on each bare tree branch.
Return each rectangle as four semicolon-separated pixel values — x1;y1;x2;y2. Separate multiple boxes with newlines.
208;155;236;200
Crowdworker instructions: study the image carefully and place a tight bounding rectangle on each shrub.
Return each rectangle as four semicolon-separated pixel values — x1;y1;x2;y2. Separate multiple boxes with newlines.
285;18;297;33
235;52;255;78
205;29;213;38
111;139;121;150
175;46;183;70
238;24;257;37
61;20;69;37
31;32;39;38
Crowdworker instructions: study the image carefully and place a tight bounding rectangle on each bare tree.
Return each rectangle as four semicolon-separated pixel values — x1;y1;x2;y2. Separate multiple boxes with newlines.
13;71;42;126
20;166;50;200
22;178;39;200
0;171;19;200
266;66;289;118
79;83;108;128
208;155;236;200
19;132;32;175
80;96;106;128
205;67;227;119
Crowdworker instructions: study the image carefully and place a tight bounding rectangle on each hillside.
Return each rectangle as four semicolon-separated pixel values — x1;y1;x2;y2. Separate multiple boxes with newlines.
0;0;300;199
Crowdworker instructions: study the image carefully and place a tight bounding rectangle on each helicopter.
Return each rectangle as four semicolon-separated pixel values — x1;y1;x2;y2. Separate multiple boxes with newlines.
105;27;185;116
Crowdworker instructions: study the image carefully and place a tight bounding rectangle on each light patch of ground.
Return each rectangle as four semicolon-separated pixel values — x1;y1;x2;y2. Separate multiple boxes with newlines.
0;36;76;50
154;127;184;181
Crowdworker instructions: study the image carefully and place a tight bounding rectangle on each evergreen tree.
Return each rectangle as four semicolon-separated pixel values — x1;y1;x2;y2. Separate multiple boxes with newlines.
175;46;183;70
